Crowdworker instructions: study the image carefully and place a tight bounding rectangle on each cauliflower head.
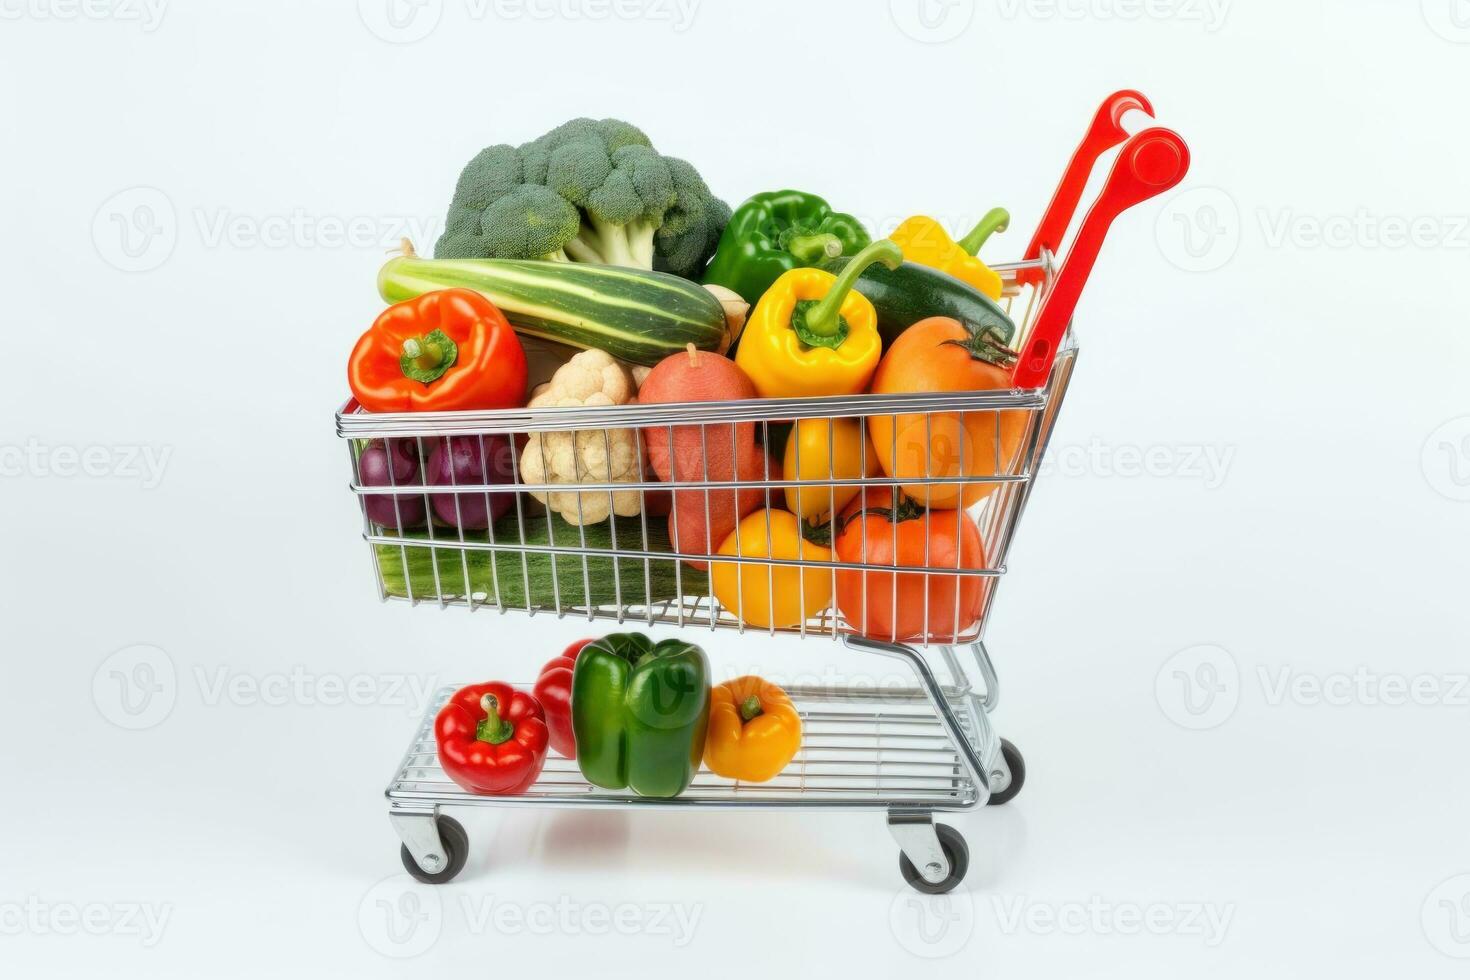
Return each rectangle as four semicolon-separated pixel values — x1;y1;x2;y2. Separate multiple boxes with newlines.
519;350;647;525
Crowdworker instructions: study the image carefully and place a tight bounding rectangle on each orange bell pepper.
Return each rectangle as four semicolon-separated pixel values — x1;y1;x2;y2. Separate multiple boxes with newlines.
348;288;527;413
703;676;802;782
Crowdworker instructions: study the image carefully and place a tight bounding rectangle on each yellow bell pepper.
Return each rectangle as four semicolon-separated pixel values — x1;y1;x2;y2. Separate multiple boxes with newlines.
783;417;881;521
889;207;1010;301
735;240;901;399
703;675;802;782
711;508;833;629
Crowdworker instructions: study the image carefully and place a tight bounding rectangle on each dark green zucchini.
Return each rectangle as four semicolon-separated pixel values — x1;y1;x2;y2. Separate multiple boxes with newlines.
375;513;708;608
821;257;1016;350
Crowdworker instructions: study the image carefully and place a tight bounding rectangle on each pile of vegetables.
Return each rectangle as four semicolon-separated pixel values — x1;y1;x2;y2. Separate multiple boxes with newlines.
348;116;1026;644
437;633;803;799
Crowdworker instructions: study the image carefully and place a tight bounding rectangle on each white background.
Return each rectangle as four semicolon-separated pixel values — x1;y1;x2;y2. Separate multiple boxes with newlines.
3;0;1469;976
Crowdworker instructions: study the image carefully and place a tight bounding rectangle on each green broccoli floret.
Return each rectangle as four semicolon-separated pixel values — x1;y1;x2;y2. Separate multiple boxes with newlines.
654;157;733;280
433;118;729;279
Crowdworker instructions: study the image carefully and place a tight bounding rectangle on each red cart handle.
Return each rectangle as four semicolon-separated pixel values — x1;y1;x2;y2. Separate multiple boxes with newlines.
1019;89;1154;286
1010;127;1190;389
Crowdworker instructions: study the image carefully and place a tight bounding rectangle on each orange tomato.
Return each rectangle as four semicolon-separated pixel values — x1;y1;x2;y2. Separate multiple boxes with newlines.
867;317;1026;509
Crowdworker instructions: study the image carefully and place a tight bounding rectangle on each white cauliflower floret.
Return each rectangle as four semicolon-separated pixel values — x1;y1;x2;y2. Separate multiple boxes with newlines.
519;350;646;526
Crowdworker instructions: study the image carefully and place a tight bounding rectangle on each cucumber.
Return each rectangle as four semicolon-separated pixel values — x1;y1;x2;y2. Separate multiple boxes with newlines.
375;512;708;608
820;257;1016;350
379;253;729;366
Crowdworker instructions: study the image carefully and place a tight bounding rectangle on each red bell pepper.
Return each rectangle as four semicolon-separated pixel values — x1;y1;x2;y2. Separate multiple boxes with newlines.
533;638;595;759
348;288;527;413
434;682;548;795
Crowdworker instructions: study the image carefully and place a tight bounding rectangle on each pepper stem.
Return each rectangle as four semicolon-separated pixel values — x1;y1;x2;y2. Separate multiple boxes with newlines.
802;239;903;339
399;328;458;384
786;232;843;265
402;337;444;372
475;693;515;745
739;695;764;722
957;207;1010;256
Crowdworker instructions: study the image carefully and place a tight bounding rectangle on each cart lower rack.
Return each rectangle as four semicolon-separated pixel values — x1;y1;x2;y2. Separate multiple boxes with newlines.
388;639;1020;891
338;92;1189;893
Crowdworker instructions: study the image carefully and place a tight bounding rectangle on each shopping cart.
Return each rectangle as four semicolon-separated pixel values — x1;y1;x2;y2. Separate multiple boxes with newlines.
336;92;1189;894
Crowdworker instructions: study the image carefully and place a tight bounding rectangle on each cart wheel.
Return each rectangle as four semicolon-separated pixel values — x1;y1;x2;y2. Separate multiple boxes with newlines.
899;823;969;894
987;738;1026;806
399;815;468;885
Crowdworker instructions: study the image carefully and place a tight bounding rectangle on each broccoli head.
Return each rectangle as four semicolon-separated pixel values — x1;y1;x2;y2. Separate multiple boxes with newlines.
434;118;729;279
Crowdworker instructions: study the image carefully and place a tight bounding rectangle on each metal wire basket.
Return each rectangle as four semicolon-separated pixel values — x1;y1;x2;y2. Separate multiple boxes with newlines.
337;256;1073;649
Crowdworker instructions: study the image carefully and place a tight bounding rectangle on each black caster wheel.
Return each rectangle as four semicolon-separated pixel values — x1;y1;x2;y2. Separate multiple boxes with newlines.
899;823;970;894
400;815;468;884
986;738;1026;806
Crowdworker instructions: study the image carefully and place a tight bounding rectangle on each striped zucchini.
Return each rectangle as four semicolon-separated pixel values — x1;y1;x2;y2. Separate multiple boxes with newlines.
377;250;729;366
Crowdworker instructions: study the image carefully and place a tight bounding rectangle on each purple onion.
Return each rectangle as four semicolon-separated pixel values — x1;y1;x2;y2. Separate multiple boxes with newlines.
427;435;516;530
360;439;426;529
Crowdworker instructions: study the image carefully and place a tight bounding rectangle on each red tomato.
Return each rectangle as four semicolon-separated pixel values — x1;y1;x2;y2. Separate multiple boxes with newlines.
834;487;988;643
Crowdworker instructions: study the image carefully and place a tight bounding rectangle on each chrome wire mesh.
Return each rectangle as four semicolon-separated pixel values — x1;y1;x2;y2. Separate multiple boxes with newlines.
388;686;990;809
339;258;1072;648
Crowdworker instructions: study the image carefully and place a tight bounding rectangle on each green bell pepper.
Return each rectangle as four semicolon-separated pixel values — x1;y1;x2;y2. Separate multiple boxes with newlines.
702;190;871;305
571;633;711;798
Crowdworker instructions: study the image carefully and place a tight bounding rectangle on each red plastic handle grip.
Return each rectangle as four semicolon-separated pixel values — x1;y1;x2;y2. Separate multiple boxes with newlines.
1010;127;1190;389
1019;90;1154;287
